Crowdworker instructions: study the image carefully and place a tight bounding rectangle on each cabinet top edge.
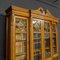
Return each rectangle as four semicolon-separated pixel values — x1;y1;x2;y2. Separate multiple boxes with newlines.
5;5;29;14
5;5;59;22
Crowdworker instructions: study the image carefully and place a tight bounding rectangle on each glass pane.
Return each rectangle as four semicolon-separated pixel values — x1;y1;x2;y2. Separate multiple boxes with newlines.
16;42;26;55
52;38;56;47
52;24;56;32
34;34;41;38
52;33;57;54
33;20;41;32
45;49;51;58
53;47;57;54
45;38;50;48
34;54;42;60
44;33;51;58
16;34;26;41
16;55;26;60
52;33;56;38
44;22;50;32
44;33;50;38
34;43;41;50
15;18;27;33
34;39;42;60
15;18;27;60
34;51;41;54
34;39;40;43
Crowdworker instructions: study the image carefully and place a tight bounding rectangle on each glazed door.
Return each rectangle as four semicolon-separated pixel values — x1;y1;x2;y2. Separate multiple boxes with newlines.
30;18;53;60
30;18;43;60
15;16;29;60
52;23;59;59
44;21;52;60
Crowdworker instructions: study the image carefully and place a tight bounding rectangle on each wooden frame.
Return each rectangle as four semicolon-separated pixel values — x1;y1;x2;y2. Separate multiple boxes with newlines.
6;5;59;60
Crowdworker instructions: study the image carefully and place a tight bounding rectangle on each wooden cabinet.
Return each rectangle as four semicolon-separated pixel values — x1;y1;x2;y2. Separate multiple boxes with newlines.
6;5;59;60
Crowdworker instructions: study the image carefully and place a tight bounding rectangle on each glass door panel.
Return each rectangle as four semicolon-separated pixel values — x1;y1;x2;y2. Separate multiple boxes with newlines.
33;20;41;32
33;19;42;60
44;21;51;59
15;17;28;60
52;23;57;54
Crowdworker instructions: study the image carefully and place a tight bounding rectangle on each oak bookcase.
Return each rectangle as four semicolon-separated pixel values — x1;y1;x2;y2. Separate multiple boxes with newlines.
6;5;59;60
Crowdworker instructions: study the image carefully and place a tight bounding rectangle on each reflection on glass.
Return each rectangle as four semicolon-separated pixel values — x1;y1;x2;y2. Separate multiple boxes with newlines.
45;49;51;58
44;22;50;32
16;34;26;41
52;24;56;32
33;20;41;32
15;18;27;33
34;34;41;38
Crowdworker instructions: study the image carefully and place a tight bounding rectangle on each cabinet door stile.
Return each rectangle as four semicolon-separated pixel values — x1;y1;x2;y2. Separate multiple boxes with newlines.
41;20;45;60
56;23;59;58
30;17;34;60
10;14;16;60
50;22;53;60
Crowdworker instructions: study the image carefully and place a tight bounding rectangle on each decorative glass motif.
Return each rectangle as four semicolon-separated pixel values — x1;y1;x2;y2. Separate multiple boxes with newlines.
52;24;56;32
15;18;27;33
44;22;50;32
33;20;41;32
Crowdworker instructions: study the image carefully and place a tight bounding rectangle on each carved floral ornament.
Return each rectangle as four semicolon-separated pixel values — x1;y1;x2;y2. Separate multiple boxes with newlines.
34;7;53;16
32;7;59;20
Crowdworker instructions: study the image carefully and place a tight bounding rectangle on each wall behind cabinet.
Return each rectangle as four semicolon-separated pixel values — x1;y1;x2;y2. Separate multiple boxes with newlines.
0;15;6;60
